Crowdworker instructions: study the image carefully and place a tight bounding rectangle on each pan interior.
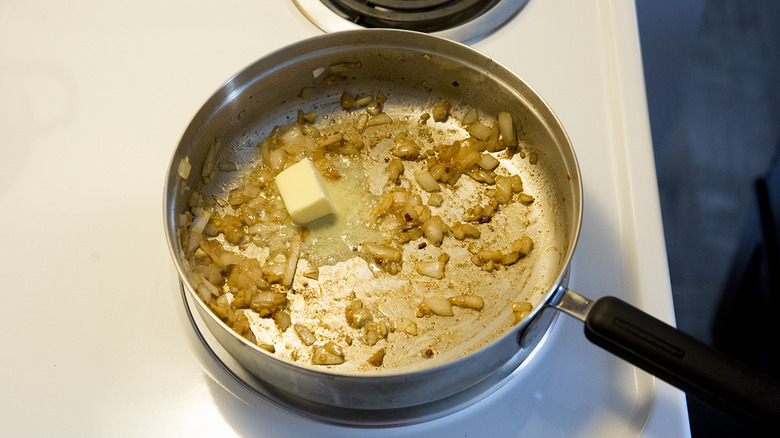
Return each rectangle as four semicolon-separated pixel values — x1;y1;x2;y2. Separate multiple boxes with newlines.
165;31;581;377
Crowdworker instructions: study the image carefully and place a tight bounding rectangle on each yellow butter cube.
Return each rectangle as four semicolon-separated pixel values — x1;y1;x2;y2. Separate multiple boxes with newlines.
275;158;335;224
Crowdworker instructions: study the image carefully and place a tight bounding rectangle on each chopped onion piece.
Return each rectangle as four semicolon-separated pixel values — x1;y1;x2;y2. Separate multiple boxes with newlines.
414;169;440;192
189;209;211;234
427;192;443;207
340;93;356;109
201;137;222;183
250;291;286;315
422;216;447;246
467;122;492;141
511;175;523;192
511;235;534;255
486;121;501;151
432;102;451;122
220;252;242;267
450;221;480;240
295;324;316;346
387;157;404;181
316;132;343;148
196;274;220;298
366;113;392;127
356;113;369;130
196;284;213;301
312;342;345;365
268;148;285;172
177;156;191;180
495;175;513;204
501;251;520;265
283;236;301;287
449;295;484;310
415;253;449;279
367;348;386;367
353;95;373;106
461;107;478;125
392;137;421;160
258;344;275;353
351;307;372;328
366;99;383;116
424;296;454;316
302;266;319;280
498;111;517;146
455;145;481;172
361;242;402;262
401;319;418;335
478;249;503;262
470;168;496;185
273;311;292;332
477;153;499;170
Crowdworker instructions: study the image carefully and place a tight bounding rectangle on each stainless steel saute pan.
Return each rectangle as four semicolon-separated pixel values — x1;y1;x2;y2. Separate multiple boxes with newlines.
164;29;780;427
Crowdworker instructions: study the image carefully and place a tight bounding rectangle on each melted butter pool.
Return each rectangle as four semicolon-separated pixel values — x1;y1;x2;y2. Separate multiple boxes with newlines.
300;155;385;267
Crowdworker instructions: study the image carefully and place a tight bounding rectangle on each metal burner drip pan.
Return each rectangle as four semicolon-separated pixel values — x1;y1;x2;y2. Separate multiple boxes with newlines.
321;0;499;32
294;0;530;44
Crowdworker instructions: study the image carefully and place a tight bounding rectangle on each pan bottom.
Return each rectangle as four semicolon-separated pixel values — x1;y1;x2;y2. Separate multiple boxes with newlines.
178;280;559;427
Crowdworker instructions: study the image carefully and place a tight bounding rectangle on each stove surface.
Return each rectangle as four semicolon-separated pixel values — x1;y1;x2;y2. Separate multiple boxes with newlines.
0;0;689;436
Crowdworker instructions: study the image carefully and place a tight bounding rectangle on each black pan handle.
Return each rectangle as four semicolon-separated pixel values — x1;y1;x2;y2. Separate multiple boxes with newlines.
555;289;780;429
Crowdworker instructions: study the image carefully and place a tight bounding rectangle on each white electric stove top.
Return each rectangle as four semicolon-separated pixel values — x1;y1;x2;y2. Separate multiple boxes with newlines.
0;0;690;436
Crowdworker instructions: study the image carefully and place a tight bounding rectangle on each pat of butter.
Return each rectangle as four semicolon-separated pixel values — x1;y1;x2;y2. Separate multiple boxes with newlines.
275;158;336;224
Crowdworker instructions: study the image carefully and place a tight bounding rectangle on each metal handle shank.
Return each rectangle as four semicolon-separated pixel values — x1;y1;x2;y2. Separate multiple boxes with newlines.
585;296;780;429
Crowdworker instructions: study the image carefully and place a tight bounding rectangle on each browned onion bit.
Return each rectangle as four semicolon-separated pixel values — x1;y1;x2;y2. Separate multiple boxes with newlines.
250;291;287;317
417;296;453;317
431;102;451;122
345;299;372;328
312;342;346;365
386;157;404;181
393;134;422;160
295;324;316;346
272;310;292;332
367;348;386;367
449;295;484;310
450;221;480;240
470;236;534;270
421;216;447;246
362;322;384;346
513;301;533;323
415;253;450;279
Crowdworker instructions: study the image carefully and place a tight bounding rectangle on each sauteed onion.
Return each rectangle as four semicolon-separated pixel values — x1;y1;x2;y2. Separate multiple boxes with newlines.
177;92;543;371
